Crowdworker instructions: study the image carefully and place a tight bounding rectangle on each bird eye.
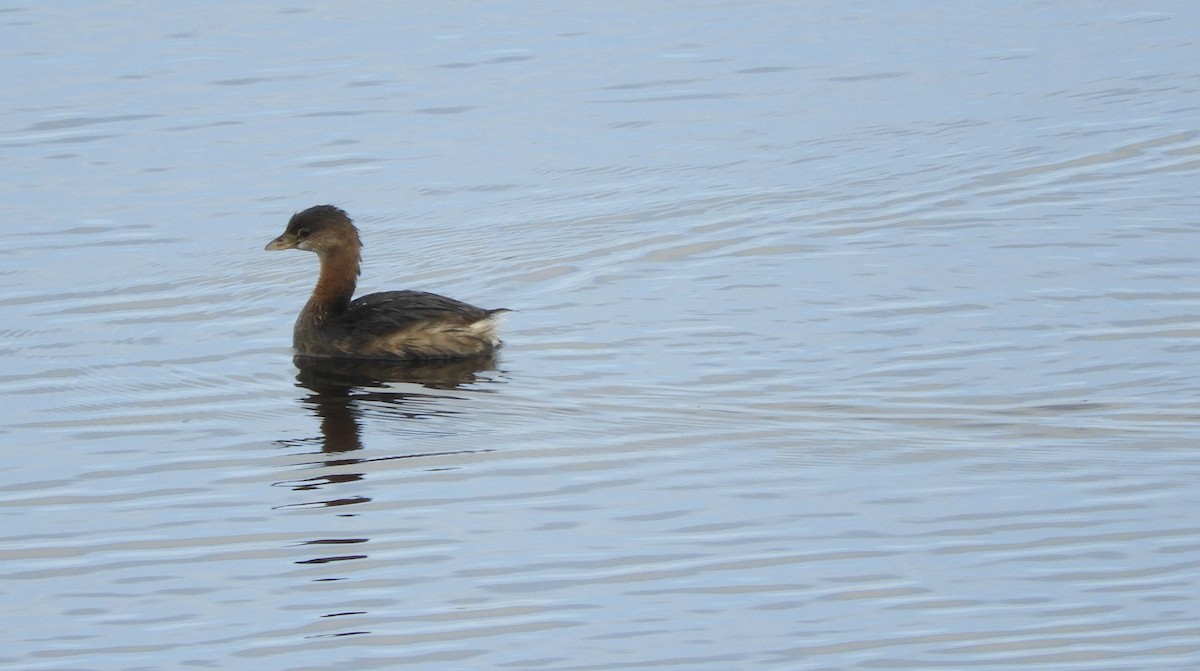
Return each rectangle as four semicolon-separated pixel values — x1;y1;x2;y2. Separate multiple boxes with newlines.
296;227;310;239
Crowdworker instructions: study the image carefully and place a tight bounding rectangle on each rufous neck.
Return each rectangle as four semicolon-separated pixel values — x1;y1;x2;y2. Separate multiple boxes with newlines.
303;247;360;320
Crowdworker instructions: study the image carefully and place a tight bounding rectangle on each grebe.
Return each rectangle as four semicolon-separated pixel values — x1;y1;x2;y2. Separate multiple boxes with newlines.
265;205;505;360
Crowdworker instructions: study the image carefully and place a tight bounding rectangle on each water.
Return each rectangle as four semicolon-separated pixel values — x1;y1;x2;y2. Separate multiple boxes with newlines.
2;3;1199;669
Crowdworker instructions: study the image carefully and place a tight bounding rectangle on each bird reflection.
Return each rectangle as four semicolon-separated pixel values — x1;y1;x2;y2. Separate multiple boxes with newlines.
274;354;501;586
274;354;501;499
270;354;503;636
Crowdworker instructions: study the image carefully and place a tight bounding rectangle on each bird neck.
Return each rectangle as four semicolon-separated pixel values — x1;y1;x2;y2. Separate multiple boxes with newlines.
302;246;360;321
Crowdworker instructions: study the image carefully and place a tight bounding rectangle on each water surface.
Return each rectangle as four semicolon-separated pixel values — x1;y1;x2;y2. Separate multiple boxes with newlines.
2;3;1199;670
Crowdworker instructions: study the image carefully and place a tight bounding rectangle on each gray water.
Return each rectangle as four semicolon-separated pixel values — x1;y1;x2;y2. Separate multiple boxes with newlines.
3;3;1199;670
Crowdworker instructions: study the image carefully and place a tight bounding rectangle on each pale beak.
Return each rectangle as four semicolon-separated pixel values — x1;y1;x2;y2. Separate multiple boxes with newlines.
265;233;297;251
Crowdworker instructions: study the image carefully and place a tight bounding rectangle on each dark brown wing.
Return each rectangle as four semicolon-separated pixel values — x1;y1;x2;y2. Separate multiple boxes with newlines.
325;290;505;360
344;290;494;327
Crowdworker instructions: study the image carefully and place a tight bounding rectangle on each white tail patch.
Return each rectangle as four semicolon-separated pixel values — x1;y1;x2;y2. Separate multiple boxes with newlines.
463;316;503;347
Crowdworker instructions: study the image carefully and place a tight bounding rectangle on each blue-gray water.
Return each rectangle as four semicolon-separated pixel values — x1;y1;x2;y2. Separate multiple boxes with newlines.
2;3;1199;670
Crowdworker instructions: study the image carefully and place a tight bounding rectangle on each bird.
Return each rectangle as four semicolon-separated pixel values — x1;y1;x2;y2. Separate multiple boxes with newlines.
265;205;506;360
